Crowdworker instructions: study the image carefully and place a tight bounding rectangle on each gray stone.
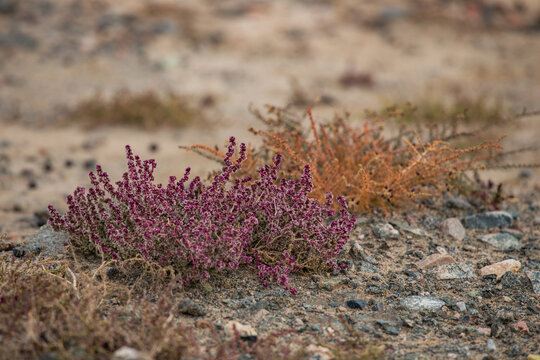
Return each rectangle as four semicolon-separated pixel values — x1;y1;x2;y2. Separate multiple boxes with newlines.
318;276;346;291
24;224;69;258
462;211;513;229
372;223;399;239
486;339;496;352
177;299;206;317
436;263;475;280
0;31;38;50
400;296;445;312
456;302;467;312
112;347;151;360
346;299;367;310
390;221;430;238
360;261;379;274
0;0;16;14
526;271;540;295
478;233;523;251
375;319;399;335
441;218;466;241
444;197;472;210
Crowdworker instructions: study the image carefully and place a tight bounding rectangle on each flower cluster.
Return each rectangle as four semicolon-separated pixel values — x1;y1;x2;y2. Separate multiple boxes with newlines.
49;137;356;293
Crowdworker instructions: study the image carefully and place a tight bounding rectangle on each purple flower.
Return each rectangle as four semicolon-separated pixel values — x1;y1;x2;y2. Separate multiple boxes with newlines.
49;138;356;293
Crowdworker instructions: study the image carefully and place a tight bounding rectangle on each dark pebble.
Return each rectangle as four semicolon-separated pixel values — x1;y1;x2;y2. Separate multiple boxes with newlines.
148;143;159;152
64;159;74;168
83;159;96;170
13;248;26;257
177;299;207;317
43;159;53;173
106;266;122;280
346;299;367;310
28;180;37;189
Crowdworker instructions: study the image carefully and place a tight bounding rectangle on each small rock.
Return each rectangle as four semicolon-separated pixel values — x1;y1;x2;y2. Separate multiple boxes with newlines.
456;302;467;312
375;319;399;335
360;262;378;273
495;309;514;323
486;339;496;351
346;299;367;310
416;253;455;270
527;355;540;360
12;248;25;258
436;263;475;280
462;211;513;229
479;259;521;279
526;271;540;295
111;346;151;360
305;344;332;360
500;228;523;239
509;320;529;334
177;299;206;317
224;321;257;341
318;277;346;291
478;233;523;251
0;0;17;14
0;31;38;50
105;266;123;280
310;324;322;332
441;218;466;241
444;197;472;210
24;224;69;258
390;221;430;238
372;223;399;239
400;296;445;312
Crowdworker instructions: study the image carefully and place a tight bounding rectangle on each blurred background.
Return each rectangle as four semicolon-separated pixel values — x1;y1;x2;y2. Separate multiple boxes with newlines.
1;0;539;235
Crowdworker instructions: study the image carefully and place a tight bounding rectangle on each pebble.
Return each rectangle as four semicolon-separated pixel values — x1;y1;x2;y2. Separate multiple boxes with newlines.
346;299;367;310
310;324;322;332
372;223;399;239
400;296;445;312
441;218;466;241
390;221;430;238
375;319;399;335
436;263;475;280
456;302;467;312
478;259;521;280
24;224;69;258
416;253;455;270
509;320;529;334
224;321;257;340
318;276;346;291
177;299;207;317
305;344;332;360
462;211;513;229
444;197;472;210
12;248;25;258
0;31;38;50
111;346;151;360
478;233;523;251
528;355;540;360
526;271;540;295
360;261;379;273
486;339;496;351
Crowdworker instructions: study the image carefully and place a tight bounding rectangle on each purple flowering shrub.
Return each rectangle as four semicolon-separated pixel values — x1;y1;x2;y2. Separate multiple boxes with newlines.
48;137;356;294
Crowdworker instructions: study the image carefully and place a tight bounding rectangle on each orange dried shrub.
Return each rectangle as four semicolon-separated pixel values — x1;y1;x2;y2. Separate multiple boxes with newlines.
185;105;502;213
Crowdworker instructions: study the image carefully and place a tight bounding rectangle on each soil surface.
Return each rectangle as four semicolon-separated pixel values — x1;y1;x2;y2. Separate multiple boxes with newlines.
1;1;540;359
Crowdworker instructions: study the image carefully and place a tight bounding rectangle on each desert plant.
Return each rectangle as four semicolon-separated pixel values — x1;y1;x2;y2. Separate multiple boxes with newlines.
48;137;356;294
66;89;203;129
185;106;501;213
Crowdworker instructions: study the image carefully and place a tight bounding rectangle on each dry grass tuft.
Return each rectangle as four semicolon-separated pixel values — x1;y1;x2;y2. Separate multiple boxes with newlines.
66;89;204;129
